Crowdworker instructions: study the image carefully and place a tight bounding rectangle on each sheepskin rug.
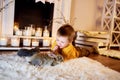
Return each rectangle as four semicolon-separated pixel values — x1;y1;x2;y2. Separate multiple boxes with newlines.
0;52;120;80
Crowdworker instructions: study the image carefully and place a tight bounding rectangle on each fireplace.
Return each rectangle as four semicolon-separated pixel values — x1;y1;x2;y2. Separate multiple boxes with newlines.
14;0;54;36
0;0;72;37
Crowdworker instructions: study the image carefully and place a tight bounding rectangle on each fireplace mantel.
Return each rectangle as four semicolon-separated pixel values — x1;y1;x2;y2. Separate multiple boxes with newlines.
0;0;72;37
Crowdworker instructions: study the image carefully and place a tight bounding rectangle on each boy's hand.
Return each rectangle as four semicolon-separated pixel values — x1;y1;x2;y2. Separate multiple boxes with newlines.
52;45;59;52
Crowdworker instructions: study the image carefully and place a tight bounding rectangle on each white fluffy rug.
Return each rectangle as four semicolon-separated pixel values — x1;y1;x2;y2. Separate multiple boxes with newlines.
0;52;120;80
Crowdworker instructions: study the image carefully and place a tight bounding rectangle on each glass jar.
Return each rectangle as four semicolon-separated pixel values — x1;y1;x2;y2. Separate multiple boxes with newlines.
0;37;8;46
35;28;42;37
23;38;31;46
43;26;49;37
15;29;22;36
43;39;51;46
11;37;20;46
24;27;32;36
32;39;39;47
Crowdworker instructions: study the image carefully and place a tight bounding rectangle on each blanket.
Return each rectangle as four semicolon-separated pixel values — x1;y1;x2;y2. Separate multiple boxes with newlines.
0;52;120;80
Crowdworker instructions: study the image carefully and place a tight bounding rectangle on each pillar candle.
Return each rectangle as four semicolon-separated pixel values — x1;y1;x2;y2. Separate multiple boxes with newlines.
43;39;50;46
32;39;39;46
0;37;8;46
11;38;20;46
23;38;31;46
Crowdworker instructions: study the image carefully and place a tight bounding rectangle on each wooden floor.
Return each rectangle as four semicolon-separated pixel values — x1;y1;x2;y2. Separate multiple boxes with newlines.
88;53;120;72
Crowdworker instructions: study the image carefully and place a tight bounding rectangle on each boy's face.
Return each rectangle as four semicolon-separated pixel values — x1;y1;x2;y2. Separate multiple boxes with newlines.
56;36;70;49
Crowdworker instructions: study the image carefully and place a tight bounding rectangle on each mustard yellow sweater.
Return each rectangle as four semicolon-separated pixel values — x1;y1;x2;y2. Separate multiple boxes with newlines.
51;41;79;61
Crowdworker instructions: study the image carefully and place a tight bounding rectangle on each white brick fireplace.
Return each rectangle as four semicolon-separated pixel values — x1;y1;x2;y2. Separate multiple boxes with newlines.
0;0;72;38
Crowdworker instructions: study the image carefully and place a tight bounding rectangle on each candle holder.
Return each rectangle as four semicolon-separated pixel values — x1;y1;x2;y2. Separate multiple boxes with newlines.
11;37;20;46
15;29;22;36
32;39;39;47
35;28;42;37
14;22;19;35
23;38;31;46
0;37;8;46
23;27;32;36
43;26;49;37
43;39;51;47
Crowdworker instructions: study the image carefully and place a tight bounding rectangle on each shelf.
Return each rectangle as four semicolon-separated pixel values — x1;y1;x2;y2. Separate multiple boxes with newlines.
7;35;52;39
0;46;51;51
0;35;53;50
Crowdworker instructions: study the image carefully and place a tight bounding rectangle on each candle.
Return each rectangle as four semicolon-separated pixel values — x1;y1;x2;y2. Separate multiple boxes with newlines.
11;38;20;46
23;30;26;36
35;28;42;37
32;28;35;36
23;38;31;46
14;22;19;34
43;39;50;46
15;29;22;36
43;26;49;37
14;25;19;32
32;39;39;46
25;27;32;36
25;30;32;36
0;37;8;46
23;27;32;36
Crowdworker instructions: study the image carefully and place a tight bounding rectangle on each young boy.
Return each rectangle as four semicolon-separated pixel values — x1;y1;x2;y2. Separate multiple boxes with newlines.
51;24;80;61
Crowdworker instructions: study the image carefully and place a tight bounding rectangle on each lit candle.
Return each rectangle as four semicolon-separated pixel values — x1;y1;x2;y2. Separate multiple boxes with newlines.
23;38;31;46
14;22;19;34
43;39;50;46
14;25;19;32
32;39;39;46
11;38;20;46
0;37;8;46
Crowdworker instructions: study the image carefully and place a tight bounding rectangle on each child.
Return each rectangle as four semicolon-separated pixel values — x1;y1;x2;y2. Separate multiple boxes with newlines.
51;24;80;61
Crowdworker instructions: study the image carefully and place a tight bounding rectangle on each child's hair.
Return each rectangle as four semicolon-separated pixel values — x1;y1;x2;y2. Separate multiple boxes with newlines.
57;24;75;42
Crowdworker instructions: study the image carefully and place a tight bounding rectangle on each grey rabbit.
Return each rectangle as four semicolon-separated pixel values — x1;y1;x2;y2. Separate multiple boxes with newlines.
17;47;40;57
29;52;63;66
17;47;63;66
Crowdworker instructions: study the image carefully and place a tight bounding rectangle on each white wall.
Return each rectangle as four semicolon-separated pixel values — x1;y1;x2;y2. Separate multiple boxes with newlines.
52;0;72;37
70;0;104;31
